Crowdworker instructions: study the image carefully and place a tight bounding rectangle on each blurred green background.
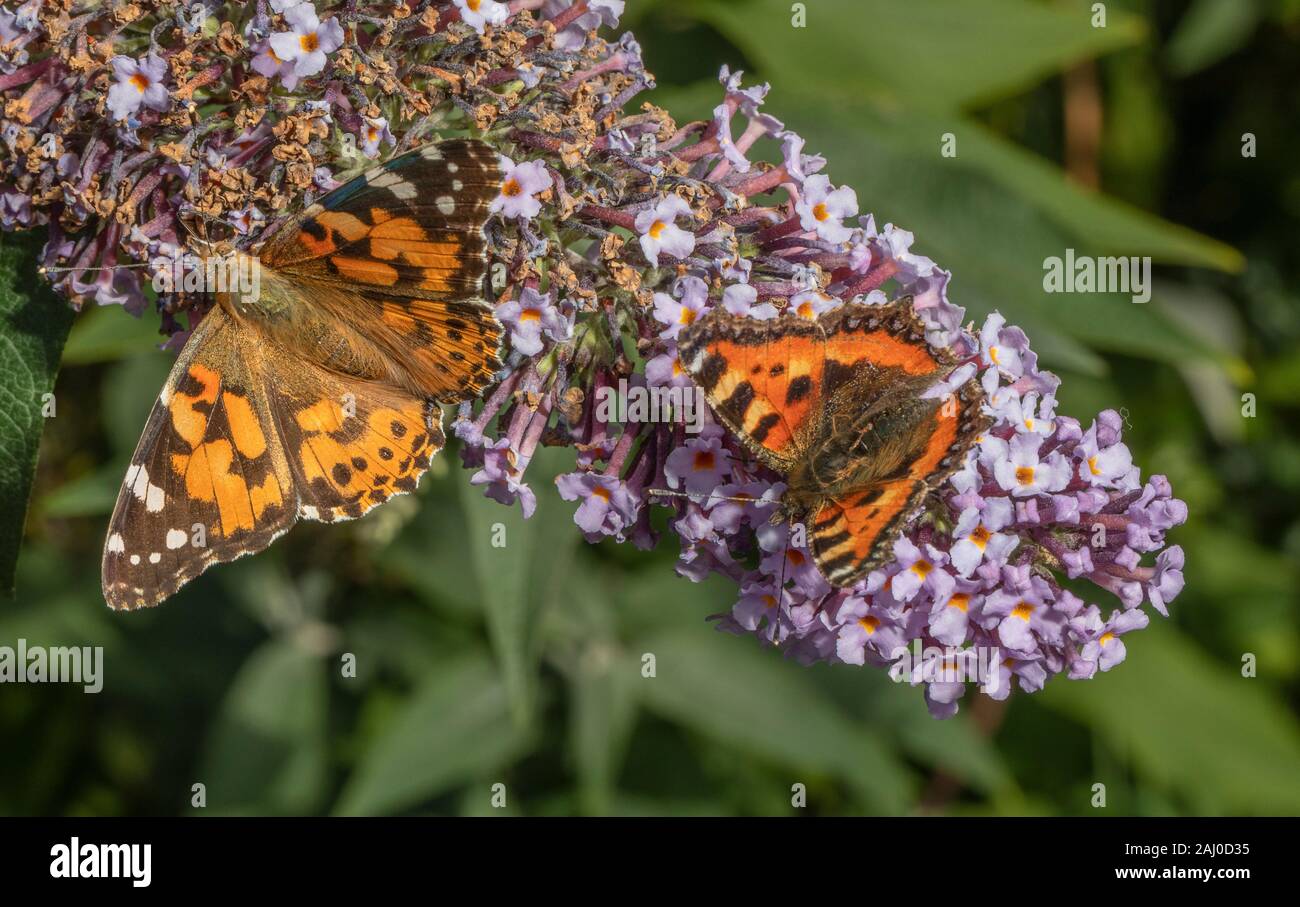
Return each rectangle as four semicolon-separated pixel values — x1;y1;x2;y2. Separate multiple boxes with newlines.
4;0;1300;816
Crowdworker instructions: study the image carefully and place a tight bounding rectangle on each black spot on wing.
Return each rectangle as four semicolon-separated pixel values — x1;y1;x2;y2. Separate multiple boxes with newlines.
697;352;727;393
719;380;755;425
786;375;812;405
750;412;781;444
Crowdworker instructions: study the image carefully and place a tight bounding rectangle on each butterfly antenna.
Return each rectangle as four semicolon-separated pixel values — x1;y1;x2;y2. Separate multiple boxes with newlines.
646;488;757;506
38;261;154;275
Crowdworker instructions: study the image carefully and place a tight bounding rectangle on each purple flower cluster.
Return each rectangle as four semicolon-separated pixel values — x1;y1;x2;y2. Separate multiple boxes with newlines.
451;51;1186;716
2;1;1186;716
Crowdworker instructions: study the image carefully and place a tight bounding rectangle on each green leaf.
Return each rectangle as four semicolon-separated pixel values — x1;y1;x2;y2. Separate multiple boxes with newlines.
823;667;1015;796
198;640;329;815
946;118;1243;273
635;628;914;812
333;652;534;815
771;89;1225;369
0;231;75;596
458;445;577;727
61;301;162;366
1166;0;1261;76
694;0;1145;111
1041;622;1300;814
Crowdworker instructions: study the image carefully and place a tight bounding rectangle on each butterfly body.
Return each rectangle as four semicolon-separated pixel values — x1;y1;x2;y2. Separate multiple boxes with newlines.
102;139;503;610
680;300;990;588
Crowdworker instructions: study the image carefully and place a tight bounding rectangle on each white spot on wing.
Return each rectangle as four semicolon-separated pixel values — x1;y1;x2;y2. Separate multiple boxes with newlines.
107;533;125;553
437;196;455;215
166;528;187;549
127;463;167;512
149;552;161;564
130;554;140;565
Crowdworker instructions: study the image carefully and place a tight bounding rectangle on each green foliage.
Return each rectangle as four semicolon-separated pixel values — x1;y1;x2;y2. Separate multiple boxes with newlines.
0;232;75;595
1;0;1297;816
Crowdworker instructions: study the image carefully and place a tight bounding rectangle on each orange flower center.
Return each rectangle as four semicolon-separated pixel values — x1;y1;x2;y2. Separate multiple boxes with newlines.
502;178;522;198
970;525;991;549
518;307;541;322
1012;601;1034;621
592;486;611;503
678;307;696;326
948;593;970;612
129;73;149;92
1015;465;1036;486
692;451;716;471
300;32;320;52
911;559;932;578
648;219;667;239
812;202;829;222
858;616;880;635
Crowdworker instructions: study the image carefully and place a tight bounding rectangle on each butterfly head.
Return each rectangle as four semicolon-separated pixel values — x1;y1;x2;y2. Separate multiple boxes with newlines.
208;249;268;318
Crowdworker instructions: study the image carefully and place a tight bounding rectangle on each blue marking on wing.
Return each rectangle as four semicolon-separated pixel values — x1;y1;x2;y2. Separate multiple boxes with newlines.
321;175;369;211
383;149;423;172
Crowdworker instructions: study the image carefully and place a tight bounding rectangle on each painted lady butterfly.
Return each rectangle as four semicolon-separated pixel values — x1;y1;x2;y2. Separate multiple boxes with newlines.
102;139;501;610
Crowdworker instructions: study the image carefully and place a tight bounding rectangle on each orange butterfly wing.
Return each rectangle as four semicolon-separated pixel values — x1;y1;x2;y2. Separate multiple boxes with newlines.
259;138;503;401
681;301;988;588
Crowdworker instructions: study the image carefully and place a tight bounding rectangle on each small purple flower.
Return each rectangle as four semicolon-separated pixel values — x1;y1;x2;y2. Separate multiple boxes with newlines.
665;430;733;495
949;500;1019;577
836;597;909;666
778;130;826;184
788;290;842;320
1147;545;1185;616
979;311;1033;378
470;438;537;518
106;54;170;122
1077;420;1134;486
1;188;33;229
544;0;625;50
795;175;857;244
489;156;552;220
988;434;1072;497
250;40;299;88
928;581;983;647
721;283;778;319
636;195;695;267
645;347;692;388
456;0;510;34
228;205;265;235
995;390;1057;438
556;472;639;541
888;537;955;604
268;4;344;83
359;116;395;158
652;276;709;340
496;287;571;356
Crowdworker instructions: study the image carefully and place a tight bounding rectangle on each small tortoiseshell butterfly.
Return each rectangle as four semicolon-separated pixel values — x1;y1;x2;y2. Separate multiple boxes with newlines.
102;139;502;610
679;299;991;588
